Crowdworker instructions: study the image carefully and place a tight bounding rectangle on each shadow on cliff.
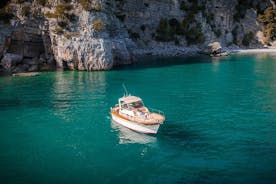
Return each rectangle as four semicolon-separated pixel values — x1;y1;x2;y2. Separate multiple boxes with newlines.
112;55;230;71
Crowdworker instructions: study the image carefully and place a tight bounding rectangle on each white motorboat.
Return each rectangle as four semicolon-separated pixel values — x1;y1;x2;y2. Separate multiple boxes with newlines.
110;89;165;134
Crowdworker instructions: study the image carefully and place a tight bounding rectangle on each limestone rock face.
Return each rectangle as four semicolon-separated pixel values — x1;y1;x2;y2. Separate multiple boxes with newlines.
208;42;222;54
0;24;13;58
8;23;45;58
54;38;114;70
0;0;274;72
0;1;54;72
225;32;233;45
47;3;133;71
119;0;274;49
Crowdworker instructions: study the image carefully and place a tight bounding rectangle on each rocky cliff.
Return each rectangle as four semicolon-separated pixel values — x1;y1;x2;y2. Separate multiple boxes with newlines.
0;0;275;72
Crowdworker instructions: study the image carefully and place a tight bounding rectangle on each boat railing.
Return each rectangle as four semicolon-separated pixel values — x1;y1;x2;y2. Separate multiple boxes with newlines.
148;107;165;116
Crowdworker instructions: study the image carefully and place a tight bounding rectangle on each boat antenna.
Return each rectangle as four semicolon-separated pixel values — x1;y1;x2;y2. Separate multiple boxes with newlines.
122;83;129;96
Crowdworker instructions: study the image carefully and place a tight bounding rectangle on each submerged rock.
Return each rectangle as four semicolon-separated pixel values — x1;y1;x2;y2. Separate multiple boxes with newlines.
12;72;39;77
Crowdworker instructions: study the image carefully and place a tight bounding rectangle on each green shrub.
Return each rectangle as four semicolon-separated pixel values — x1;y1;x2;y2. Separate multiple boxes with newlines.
140;25;146;32
45;3;74;22
179;0;207;44
155;13;205;45
169;18;181;34
242;31;254;46
116;14;125;22
214;29;222;37
258;6;276;43
58;21;67;29
32;9;42;16
189;1;200;14
206;13;214;24
233;9;246;22
93;18;104;32
181;18;189;34
207;12;220;36
53;26;64;34
64;32;71;39
181;13;198;32
263;24;276;43
233;0;253;22
55;3;72;15
35;0;47;6
92;5;101;11
129;31;140;40
22;6;30;16
45;11;58;18
155;18;172;42
0;7;13;23
66;13;76;22
248;31;254;40
168;18;179;27
80;0;90;11
80;0;101;11
180;0;204;14
232;26;239;44
180;1;188;11
185;22;205;45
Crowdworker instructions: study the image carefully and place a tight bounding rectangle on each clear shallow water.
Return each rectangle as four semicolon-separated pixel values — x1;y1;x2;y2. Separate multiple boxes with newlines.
0;54;276;183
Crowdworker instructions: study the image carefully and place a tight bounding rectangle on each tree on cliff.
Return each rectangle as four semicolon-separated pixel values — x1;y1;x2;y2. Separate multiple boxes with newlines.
258;6;276;44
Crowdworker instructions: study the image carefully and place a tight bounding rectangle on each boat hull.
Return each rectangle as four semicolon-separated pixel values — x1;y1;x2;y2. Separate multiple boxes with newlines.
111;113;160;134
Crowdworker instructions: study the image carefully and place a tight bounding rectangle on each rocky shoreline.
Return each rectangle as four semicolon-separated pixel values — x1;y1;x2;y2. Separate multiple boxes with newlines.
0;0;275;74
229;48;276;54
1;46;276;76
131;45;201;57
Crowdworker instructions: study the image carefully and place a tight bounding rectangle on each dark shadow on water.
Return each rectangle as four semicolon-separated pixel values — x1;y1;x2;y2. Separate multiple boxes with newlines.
0;98;51;110
157;122;209;151
110;120;209;150
112;55;229;71
0;99;21;109
112;53;267;71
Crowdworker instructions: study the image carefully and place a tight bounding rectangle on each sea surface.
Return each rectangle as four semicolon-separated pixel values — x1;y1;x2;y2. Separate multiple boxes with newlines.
0;54;276;183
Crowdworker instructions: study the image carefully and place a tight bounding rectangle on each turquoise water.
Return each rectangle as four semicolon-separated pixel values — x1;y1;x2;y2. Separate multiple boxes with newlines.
0;54;276;183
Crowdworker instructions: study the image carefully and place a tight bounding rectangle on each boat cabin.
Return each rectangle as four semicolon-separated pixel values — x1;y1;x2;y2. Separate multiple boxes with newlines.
118;96;148;117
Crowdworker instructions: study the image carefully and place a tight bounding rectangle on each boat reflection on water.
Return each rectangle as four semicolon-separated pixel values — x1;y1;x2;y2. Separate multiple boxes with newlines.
111;120;157;144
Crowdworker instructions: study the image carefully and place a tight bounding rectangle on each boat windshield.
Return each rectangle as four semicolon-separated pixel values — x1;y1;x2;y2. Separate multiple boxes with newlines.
130;101;144;108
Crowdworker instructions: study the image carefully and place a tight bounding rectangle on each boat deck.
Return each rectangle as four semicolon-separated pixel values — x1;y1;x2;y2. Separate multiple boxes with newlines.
111;107;165;125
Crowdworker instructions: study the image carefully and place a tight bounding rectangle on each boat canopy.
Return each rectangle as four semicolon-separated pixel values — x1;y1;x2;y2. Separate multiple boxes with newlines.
119;96;142;104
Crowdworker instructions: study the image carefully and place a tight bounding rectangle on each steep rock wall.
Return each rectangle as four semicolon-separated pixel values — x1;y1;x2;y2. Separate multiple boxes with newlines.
48;2;133;70
118;0;271;48
0;0;274;72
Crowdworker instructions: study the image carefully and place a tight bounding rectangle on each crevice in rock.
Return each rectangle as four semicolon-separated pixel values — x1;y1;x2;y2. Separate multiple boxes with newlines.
1;23;55;73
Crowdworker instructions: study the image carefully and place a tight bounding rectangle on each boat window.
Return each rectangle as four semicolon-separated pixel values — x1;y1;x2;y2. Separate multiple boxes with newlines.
130;101;144;108
121;104;128;109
